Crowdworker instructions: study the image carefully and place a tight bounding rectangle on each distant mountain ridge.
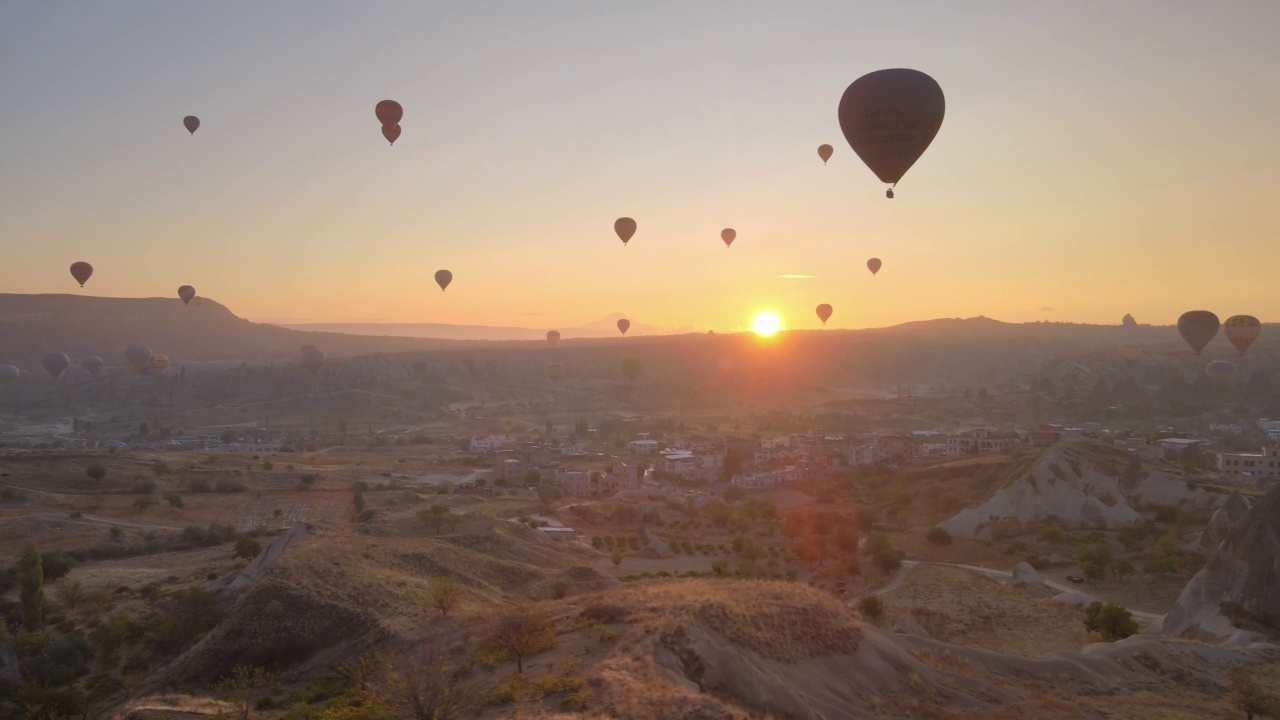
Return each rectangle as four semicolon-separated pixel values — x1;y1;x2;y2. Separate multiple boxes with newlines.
276;312;688;341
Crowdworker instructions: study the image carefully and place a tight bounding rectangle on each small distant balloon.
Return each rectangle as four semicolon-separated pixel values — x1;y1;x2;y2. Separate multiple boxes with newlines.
300;345;325;375
617;318;631;335
817;144;834;165
1223;315;1261;356
382;124;401;145
838;69;945;197
178;285;196;305
614;218;636;246
546;330;560;346
80;355;104;377
1206;360;1237;391
0;365;18;392
721;228;736;248
816;304;833;325
435;270;452;291
1118;344;1142;363
621;357;643;383
546;362;565;381
867;258;882;276
125;345;153;373
41;352;69;380
70;262;93;287
183;116;200;135
1177;311;1220;355
151;354;170;374
375;100;403;126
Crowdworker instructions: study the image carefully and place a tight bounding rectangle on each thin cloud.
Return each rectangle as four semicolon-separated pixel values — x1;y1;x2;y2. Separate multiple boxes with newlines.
779;274;818;279
517;311;549;316
1040;306;1054;312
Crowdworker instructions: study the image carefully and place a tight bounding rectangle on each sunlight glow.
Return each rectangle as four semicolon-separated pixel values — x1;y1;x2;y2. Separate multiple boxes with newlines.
752;311;783;337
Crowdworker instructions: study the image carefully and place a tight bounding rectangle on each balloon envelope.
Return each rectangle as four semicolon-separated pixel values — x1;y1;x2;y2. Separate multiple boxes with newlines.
837;69;945;189
382;124;401;145
183;116;200;134
1206;360;1237;390
435;270;452;291
1177;311;1220;354
80;356;104;376
300;346;325;374
546;330;560;346
1223;315;1261;355
817;144;833;164
41;352;69;379
151;354;169;373
1118;344;1142;363
721;228;736;248
125;344;153;372
375;100;403;126
178;285;196;305
0;365;17;391
546;362;565;381
614;218;636;245
617;318;630;335
867;258;882;276
816;304;833;325
621;357;643;383
70;262;93;287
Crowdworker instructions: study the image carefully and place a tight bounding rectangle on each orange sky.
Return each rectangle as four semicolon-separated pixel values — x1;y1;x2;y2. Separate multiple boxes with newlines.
2;2;1278;333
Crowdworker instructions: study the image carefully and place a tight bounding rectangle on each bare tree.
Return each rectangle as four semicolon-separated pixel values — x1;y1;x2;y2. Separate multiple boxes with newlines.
426;576;462;617
377;644;477;720
486;605;557;674
1229;667;1279;720
214;665;272;720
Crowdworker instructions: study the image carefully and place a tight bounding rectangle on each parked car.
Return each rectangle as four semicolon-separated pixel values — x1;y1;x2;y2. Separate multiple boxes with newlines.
1066;575;1085;584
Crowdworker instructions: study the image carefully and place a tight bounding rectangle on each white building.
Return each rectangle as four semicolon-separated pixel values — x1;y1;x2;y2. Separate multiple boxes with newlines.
628;439;659;455
469;434;512;453
1218;446;1280;481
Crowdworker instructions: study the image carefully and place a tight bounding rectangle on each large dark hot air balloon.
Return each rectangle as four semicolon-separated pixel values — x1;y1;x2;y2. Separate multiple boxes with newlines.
546;330;560;346
1223;315;1261;356
375;100;403;126
183;116;200;135
617;318;630;335
80;356;104;377
125;345;153;373
300;345;325;375
70;262;93;287
721;228;736;248
867;258;882;276
838;69;945;198
1177;311;1220;355
621;357;643;383
41;352;69;380
178;286;196;305
382;124;401;145
614;218;636;246
435;270;452;291
817;144;833;165
816;304;833;325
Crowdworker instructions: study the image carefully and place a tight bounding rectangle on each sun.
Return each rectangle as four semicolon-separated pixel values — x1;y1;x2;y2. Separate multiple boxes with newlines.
751;310;783;337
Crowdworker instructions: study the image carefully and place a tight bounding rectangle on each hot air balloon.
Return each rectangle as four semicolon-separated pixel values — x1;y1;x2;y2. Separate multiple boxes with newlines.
41;352;69;380
817;144;833;164
80;356;103;377
375;100;403;126
1118;344;1142;364
178;285;196;305
183;116;200;135
300;345;325;375
382;124;401;145
1177;311;1220;355
546;362;565;381
70;262;93;287
1206;360;1237;391
867;258;882;276
435;270;452;291
546;330;560;346
816;304;833;325
721;228;736;248
1223;315;1261;356
614;218;636;246
150;354;170;374
621;357;643;383
617;318;631;335
125;345;153;373
0;365;18;392
838;69;945;198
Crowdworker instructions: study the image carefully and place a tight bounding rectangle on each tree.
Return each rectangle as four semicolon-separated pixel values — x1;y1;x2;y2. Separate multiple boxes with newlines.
419;504;451;534
611;548;622;567
84;462;107;483
856;595;885;620
1113;558;1135;581
17;542;45;630
926;527;952;546
1083;601;1138;641
353;487;365;515
214;665;273;720
57;578;88;609
221;430;239;444
522;469;541;486
537;479;561;506
133;494;160;510
378;645;477;720
485;605;557;674
162;491;184;511
1228;667;1280;720
426;576;462;617
233;534;262;560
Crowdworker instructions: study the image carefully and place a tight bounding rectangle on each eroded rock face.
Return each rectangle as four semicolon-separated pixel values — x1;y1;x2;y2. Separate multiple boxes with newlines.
1010;561;1043;588
1163;487;1280;640
1199;492;1250;551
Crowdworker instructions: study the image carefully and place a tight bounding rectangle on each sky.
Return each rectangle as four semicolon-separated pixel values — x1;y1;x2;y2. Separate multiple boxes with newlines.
2;1;1279;334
